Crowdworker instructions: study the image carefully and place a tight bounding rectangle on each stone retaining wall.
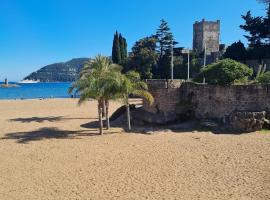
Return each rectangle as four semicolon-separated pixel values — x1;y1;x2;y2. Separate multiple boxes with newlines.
143;80;270;120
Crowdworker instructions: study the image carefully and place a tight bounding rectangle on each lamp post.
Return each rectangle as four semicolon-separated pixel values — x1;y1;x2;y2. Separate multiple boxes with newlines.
187;49;190;81
203;44;207;84
171;44;174;80
181;48;190;81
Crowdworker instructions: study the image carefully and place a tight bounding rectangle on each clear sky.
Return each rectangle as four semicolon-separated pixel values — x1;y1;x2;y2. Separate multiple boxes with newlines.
0;0;266;81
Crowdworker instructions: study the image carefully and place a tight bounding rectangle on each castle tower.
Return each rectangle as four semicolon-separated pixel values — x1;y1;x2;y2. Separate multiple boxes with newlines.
193;19;220;55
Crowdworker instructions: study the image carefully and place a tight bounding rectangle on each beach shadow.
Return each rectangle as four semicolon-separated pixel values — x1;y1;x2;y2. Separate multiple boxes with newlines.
81;120;103;129
10;116;63;123
9;116;97;123
1;127;104;144
81;119;123;129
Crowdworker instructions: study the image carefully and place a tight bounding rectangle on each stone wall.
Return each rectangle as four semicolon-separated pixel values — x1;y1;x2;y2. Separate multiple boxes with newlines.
143;80;184;114
144;80;270;121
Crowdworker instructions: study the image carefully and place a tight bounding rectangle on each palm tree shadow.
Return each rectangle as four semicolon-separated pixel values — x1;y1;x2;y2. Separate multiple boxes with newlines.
81;119;123;129
9;116;96;123
81;121;100;129
1;127;101;144
9;117;63;123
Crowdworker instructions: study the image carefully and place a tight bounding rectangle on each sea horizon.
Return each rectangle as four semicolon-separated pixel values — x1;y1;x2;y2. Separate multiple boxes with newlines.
0;82;73;100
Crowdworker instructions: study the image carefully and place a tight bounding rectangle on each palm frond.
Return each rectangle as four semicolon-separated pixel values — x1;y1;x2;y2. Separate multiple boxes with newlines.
132;89;154;105
134;81;148;90
126;71;141;82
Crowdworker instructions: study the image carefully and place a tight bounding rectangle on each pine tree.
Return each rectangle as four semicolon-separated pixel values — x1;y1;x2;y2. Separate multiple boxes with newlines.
155;19;177;78
155;19;177;58
112;31;121;64
265;2;270;43
240;1;270;46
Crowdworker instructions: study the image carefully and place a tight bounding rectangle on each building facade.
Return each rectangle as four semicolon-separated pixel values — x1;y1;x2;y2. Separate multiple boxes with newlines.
193;19;220;55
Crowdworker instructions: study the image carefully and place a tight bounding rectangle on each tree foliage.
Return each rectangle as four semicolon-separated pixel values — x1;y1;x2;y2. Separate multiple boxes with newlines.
155;19;177;57
69;55;154;133
240;1;270;46
154;19;177;78
126;37;158;79
224;41;247;61
173;52;202;80
240;11;265;46
112;31;121;64
195;59;253;85
69;55;121;134
119;19;179;79
119;34;128;62
117;71;153;130
112;31;128;64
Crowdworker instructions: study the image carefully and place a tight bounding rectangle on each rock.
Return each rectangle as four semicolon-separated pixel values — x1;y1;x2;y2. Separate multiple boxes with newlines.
228;111;266;132
132;108;178;125
0;84;20;88
109;104;136;121
143;128;155;135
263;118;270;130
200;120;218;128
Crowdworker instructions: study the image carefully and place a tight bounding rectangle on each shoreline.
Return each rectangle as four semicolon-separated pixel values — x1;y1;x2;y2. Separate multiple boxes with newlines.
0;97;78;101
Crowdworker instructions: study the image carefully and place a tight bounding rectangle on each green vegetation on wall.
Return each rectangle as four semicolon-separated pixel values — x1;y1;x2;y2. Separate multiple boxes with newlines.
195;59;253;85
257;71;270;83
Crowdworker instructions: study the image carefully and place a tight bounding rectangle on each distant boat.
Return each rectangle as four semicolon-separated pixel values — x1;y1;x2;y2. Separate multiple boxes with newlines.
19;79;40;84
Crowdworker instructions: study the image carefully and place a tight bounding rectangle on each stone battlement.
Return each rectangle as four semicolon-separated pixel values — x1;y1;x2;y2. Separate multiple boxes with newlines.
146;79;184;89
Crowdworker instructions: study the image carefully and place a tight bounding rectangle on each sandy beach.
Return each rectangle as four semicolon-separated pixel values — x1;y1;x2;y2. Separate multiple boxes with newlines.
0;99;269;200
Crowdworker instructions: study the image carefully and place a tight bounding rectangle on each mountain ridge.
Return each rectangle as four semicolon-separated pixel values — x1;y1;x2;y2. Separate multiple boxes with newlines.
23;58;89;82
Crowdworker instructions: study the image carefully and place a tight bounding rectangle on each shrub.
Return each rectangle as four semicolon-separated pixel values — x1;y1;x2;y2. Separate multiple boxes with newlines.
195;59;253;85
257;71;270;84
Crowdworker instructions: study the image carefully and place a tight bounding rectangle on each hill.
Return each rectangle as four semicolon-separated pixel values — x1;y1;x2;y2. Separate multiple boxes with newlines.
23;58;89;82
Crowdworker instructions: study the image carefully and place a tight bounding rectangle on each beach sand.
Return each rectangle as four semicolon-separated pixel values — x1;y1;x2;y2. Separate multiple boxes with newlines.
0;99;269;200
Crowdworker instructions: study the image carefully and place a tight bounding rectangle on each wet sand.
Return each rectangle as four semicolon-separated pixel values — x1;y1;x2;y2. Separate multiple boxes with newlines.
0;99;269;199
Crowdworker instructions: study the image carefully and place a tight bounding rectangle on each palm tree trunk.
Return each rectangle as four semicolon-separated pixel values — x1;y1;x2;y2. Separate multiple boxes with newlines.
98;100;103;135
105;100;110;130
102;100;106;118
126;103;131;131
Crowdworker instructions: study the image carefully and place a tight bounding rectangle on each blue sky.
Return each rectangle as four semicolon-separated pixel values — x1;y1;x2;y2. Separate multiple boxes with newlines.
0;0;266;81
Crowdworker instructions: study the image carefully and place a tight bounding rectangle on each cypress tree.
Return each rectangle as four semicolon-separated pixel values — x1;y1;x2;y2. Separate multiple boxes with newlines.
123;37;128;59
112;31;121;64
119;34;128;62
119;34;124;62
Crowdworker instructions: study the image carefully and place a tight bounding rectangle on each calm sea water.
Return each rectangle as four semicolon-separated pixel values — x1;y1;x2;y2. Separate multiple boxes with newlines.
0;82;72;100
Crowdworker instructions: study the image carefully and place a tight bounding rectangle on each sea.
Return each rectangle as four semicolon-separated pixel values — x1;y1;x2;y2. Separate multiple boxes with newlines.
0;82;73;100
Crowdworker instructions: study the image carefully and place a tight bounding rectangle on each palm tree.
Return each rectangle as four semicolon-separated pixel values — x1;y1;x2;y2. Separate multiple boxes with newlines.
79;59;93;78
99;70;121;130
118;71;154;131
69;55;121;134
69;74;105;134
